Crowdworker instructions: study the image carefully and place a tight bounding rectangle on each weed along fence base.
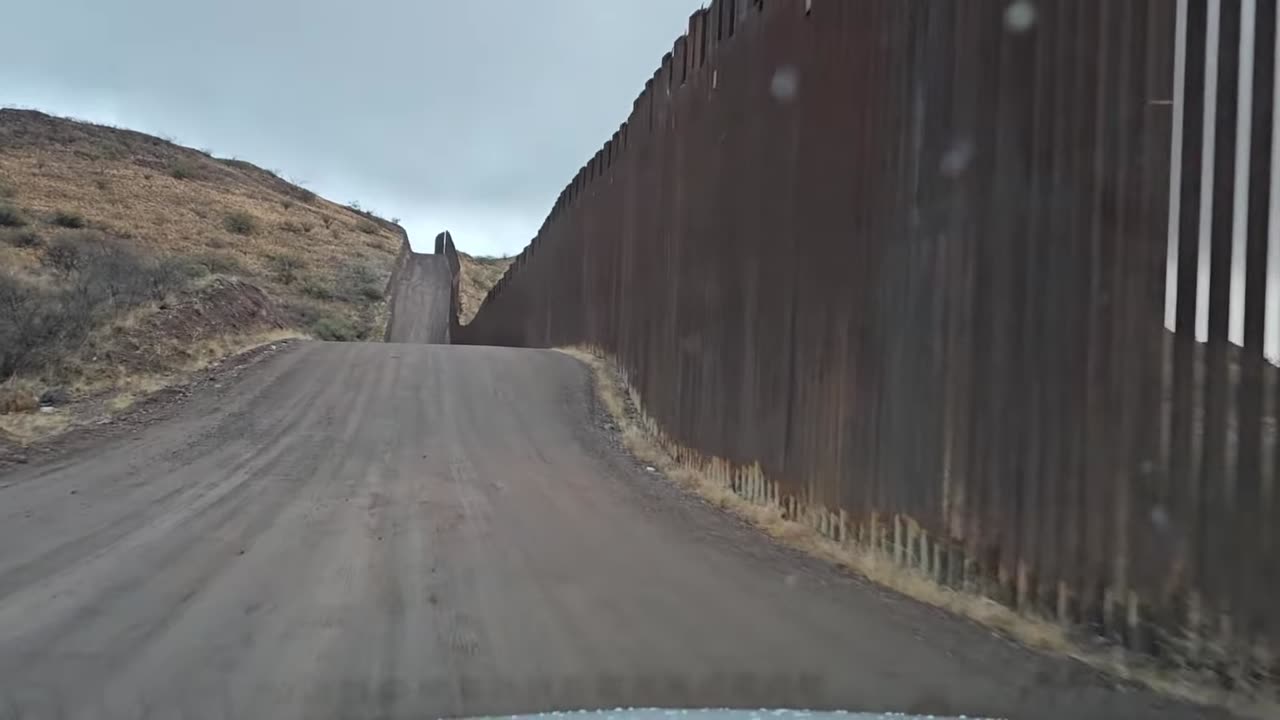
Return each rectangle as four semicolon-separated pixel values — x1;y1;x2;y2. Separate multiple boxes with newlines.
457;0;1280;691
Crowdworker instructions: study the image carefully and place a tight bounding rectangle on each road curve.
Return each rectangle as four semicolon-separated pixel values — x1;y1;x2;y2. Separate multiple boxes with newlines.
0;343;1224;720
386;252;452;343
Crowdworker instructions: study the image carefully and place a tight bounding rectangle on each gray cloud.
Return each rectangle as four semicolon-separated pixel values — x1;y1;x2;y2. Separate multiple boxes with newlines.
0;0;702;254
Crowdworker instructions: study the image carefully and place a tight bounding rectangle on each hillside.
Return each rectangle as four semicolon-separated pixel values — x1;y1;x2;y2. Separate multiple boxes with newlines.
456;252;513;324
0;109;404;442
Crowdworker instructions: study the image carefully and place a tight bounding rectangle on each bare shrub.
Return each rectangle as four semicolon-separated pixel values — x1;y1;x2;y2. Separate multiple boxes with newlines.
218;157;255;173
168;158;200;180
300;275;335;300
172;258;211;280
222;211;257;235
63;238;175;310
6;236;191;376
0;272;88;377
339;264;383;303
193;252;245;276
0;384;39;414
144;257;189;301
1;228;41;248
268;253;305;285
42;233;86;276
310;314;358;341
0;204;28;227
50;211;86;229
285;184;316;204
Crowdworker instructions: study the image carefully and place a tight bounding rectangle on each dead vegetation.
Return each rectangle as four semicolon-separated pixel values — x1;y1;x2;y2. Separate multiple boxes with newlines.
0;108;403;443
456;252;513;324
560;345;1279;720
0;204;27;227
1;236;189;376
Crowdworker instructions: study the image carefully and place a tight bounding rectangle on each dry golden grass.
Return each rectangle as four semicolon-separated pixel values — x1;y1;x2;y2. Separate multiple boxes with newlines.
0;109;393;440
0;408;72;443
0;109;400;339
69;302;300;389
0;111;401;275
81;326;302;397
0;329;305;446
0;380;40;414
104;392;138;413
559;345;1279;720
457;252;513;324
0;379;61;441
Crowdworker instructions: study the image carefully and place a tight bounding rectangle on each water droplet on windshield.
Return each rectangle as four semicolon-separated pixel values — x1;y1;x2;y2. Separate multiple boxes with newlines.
1004;1;1038;33
770;65;799;103
941;139;975;177
1150;504;1170;530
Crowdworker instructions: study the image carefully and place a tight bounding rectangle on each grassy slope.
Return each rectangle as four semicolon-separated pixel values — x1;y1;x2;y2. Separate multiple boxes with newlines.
457;252;513;325
0;109;402;311
0;109;403;441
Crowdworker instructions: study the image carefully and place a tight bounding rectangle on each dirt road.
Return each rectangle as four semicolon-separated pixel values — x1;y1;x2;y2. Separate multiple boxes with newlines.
0;343;1225;719
385;252;452;343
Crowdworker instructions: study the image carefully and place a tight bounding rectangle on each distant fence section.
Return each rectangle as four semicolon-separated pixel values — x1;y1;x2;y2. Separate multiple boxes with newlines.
434;230;464;339
459;0;1280;679
384;231;460;344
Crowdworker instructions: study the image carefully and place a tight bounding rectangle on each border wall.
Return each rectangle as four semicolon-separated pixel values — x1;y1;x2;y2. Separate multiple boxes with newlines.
434;230;463;339
384;230;460;343
458;0;1280;680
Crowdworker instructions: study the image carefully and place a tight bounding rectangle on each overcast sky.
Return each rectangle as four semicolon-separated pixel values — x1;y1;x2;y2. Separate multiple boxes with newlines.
0;0;702;255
